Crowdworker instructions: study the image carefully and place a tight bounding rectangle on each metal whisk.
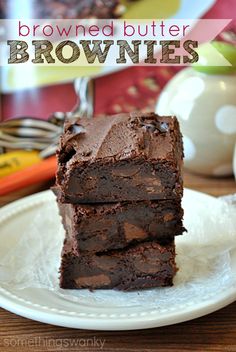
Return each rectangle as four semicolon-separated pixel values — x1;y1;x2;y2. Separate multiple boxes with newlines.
0;76;94;158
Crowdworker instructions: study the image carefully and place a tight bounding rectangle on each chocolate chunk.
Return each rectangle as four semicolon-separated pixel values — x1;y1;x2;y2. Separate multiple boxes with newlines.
60;240;177;290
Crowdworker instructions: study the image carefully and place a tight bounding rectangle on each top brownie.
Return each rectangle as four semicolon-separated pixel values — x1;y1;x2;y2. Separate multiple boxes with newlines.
56;112;183;203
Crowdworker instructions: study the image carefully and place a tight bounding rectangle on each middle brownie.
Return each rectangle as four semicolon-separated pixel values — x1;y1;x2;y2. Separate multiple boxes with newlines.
57;198;185;253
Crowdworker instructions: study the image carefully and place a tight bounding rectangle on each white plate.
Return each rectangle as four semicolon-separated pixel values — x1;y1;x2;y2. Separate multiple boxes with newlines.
0;189;235;330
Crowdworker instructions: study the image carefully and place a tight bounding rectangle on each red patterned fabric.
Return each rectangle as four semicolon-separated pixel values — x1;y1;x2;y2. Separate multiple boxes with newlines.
202;0;236;19
95;66;177;115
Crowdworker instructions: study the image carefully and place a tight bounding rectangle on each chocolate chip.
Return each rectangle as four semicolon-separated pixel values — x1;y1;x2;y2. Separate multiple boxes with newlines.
137;116;169;133
158;122;169;133
142;123;156;133
140;120;169;133
68;123;86;135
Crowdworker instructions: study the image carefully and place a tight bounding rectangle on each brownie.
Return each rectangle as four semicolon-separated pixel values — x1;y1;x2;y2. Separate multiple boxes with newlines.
56;194;184;253
60;239;177;290
56;112;183;204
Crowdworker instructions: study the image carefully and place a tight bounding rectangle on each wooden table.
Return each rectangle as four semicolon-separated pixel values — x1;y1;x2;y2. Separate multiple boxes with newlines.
0;172;236;352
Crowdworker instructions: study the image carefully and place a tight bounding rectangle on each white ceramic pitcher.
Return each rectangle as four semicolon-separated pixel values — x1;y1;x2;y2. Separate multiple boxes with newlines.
156;42;236;177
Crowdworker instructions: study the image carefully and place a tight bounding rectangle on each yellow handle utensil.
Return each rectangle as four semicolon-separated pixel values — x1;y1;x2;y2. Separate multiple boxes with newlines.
0;150;41;178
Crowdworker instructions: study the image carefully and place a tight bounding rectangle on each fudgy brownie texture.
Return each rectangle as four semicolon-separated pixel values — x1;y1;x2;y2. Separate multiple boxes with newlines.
55;192;184;253
60;239;177;290
0;0;124;19
56;112;183;204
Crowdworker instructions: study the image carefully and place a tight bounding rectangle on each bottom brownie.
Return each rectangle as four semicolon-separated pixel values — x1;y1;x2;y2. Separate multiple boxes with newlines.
60;240;177;291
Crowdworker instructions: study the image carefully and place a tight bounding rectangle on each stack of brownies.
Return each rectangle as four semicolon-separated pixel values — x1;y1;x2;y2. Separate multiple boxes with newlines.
54;112;185;290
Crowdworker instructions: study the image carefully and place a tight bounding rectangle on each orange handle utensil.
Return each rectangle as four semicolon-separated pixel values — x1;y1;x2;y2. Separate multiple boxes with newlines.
0;156;57;196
